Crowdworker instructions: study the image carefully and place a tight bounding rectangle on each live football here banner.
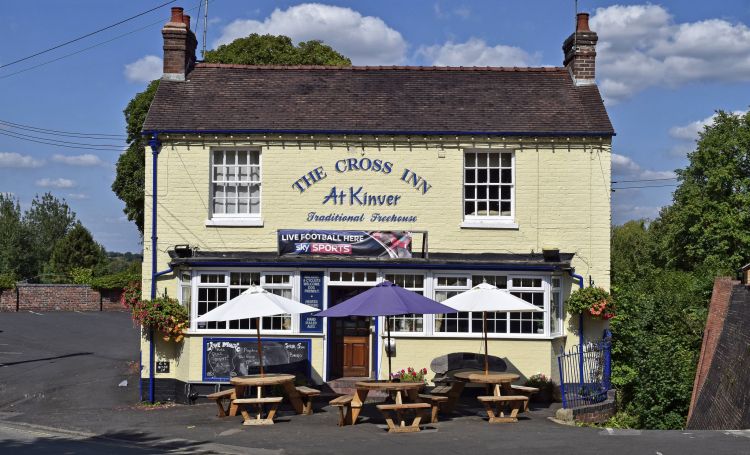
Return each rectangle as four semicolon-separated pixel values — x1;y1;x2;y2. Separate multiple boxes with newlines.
277;230;412;258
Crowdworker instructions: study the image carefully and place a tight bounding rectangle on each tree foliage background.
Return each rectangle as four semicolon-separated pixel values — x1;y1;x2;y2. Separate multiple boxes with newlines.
0;192;140;287
113;34;351;234
609;110;750;429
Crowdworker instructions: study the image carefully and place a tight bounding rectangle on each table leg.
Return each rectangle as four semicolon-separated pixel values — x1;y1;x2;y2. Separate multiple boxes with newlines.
444;381;465;413
281;380;305;414
350;388;369;425
500;381;512;396
229;385;245;417
395;391;402;405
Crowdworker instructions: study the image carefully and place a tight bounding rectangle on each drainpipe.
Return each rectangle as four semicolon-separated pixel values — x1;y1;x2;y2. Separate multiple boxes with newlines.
568;270;585;390
148;136;161;404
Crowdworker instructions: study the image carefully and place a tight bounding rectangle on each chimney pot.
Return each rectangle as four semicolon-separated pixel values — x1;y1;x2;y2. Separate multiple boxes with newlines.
576;13;591;32
170;7;184;24
182;14;191;30
563;11;598;86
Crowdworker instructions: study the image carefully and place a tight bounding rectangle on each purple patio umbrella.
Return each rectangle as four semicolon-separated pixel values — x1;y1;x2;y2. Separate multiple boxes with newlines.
316;281;458;379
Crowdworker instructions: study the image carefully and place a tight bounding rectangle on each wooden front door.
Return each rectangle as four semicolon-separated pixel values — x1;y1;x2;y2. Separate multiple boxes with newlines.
329;286;370;378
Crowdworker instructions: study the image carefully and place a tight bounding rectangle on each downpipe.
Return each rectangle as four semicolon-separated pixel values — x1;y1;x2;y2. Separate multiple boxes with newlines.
148;136;161;404
568;270;585;391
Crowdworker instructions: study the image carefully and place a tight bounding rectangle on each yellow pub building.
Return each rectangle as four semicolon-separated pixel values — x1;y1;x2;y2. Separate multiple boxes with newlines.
141;8;613;402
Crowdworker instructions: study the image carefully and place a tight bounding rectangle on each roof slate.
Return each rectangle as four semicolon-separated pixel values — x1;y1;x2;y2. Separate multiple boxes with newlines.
143;64;614;136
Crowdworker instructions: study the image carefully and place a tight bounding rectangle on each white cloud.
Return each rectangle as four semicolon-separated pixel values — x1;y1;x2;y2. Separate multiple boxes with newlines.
214;3;407;65
669;110;747;141
52;154;106;167
124;55;162;83
67;193;89;200
613;203;662;221
612;153;676;180
418;38;539;67
591;5;750;103
0;152;44;168
434;3;471;20
36;178;76;189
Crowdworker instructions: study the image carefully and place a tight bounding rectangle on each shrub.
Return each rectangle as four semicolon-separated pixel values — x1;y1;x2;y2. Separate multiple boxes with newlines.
0;273;16;290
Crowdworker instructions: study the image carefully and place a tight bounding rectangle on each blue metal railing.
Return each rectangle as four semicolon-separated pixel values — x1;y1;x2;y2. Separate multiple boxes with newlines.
557;333;612;409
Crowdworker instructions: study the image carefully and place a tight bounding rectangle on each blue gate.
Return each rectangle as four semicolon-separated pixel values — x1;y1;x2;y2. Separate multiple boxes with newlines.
557;333;612;409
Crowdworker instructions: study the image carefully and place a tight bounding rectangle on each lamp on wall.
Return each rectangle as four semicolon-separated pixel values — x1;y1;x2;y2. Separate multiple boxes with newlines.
173;244;193;258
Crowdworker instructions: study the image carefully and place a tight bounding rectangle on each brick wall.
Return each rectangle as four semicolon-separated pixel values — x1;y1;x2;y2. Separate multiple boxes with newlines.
687;283;750;430
0;284;125;312
687;277;738;421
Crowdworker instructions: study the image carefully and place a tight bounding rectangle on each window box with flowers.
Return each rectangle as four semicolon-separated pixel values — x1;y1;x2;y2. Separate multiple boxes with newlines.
566;286;615;320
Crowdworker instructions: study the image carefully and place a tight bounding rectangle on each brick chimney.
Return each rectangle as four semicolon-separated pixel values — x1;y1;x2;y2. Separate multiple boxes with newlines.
162;7;197;81
562;13;598;86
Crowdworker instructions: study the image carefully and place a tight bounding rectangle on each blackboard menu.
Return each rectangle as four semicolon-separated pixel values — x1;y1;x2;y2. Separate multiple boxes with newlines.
203;338;311;382
300;271;324;333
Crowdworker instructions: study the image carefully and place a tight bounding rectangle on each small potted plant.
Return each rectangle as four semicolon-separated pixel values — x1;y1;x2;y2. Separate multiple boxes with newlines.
391;367;428;383
566;286;615;320
524;373;556;402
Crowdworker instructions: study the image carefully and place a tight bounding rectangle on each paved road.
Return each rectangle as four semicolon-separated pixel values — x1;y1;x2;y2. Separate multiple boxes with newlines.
0;312;748;455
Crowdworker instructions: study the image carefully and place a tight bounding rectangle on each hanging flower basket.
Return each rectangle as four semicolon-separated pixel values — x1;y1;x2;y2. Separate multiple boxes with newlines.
121;281;188;342
566;286;615;320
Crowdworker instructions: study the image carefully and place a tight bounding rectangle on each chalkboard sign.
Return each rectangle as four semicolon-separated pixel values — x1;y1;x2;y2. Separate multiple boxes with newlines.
203;338;311;382
156;361;170;373
300;271;324;333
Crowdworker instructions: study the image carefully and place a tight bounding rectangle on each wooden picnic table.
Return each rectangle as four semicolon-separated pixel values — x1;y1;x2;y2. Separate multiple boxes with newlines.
228;373;305;416
440;370;520;412
349;380;424;425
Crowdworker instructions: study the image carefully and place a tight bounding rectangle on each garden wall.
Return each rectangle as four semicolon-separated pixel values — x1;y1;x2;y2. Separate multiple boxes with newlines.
0;284;124;312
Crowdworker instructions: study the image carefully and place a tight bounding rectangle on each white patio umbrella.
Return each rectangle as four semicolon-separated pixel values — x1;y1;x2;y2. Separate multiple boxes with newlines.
194;285;318;376
441;282;542;374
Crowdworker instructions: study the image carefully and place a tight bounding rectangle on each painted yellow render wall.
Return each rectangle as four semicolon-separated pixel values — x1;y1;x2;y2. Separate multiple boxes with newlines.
141;135;611;379
143;136;610;285
141;334;326;383
379;337;568;383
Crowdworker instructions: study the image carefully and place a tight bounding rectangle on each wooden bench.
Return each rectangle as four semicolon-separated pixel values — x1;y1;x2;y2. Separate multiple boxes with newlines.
510;385;539;411
430;385;453;395
376;403;431;433
295;386;321;415
329;395;354;426
418;394;449;423
234;397;284;425
477;395;529;423
206;389;235;417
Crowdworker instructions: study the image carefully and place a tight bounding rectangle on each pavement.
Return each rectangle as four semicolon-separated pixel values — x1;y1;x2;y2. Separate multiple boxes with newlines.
1;312;749;455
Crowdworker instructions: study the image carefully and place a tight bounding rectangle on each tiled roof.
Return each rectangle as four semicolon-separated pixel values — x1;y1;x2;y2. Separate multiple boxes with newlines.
143;64;614;136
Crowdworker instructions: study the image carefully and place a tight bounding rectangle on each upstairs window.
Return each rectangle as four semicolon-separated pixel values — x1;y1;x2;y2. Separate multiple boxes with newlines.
464;151;514;220
211;149;261;218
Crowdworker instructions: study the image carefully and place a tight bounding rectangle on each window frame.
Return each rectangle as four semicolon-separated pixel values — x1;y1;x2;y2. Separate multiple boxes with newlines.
190;269;297;335
207;148;263;226
461;149;517;229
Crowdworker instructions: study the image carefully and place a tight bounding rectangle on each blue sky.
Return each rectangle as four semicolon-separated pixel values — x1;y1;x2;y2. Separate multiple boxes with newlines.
1;0;749;253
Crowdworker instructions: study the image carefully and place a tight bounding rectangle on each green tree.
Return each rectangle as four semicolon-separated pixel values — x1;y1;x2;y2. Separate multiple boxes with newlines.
113;35;351;234
48;222;106;278
611;220;656;284
203;34;351;66
24;193;76;278
0;194;33;280
651;110;750;274
112;80;159;235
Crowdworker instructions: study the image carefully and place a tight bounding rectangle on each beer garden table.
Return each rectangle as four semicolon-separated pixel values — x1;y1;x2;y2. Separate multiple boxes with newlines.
441;371;520;412
349;380;425;424
228;373;305;416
